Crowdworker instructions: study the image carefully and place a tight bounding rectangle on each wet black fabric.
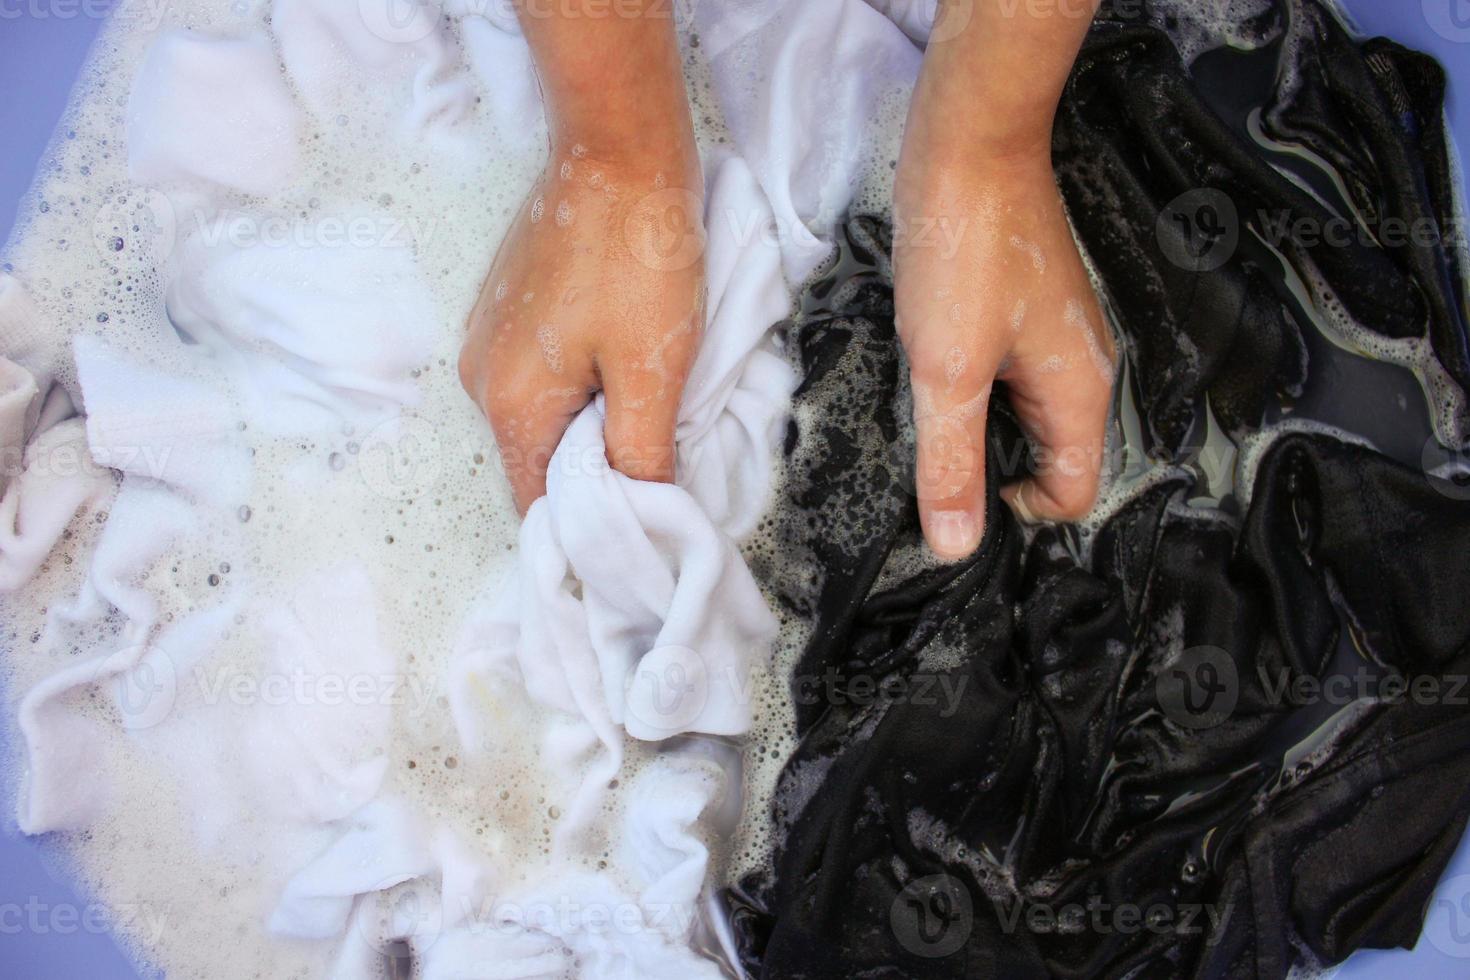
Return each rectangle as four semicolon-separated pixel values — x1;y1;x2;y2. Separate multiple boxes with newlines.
732;219;1470;979
730;3;1470;975
1054;0;1470;448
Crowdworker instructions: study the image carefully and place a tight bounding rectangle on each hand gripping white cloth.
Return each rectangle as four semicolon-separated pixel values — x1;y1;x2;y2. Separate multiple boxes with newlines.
2;0;931;973
448;155;793;844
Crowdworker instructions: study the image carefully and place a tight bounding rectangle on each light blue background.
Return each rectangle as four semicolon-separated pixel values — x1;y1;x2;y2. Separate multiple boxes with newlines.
1;1;1469;977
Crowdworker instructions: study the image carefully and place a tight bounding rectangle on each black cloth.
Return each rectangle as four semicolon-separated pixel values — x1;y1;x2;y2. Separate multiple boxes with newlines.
1053;0;1470;448
729;2;1470;976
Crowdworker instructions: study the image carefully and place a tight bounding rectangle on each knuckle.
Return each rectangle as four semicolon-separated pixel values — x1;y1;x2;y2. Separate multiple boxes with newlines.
456;347;481;401
1047;477;1101;519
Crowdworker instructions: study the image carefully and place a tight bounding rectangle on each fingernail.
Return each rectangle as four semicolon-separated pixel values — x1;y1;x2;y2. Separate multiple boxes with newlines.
931;509;979;559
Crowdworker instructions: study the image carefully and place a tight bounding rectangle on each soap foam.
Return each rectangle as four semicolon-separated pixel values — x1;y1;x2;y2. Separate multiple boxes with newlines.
0;1;752;976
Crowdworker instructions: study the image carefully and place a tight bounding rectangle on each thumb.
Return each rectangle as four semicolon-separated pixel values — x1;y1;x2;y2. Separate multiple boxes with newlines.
601;359;683;485
912;363;994;561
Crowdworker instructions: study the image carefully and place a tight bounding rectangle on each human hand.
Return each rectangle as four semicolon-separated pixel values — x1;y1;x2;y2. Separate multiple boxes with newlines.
893;150;1115;560
458;149;705;513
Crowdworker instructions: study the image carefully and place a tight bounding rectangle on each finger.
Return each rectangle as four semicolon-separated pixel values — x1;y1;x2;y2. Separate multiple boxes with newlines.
482;362;596;515
599;332;695;486
910;341;1004;561
1001;301;1115;523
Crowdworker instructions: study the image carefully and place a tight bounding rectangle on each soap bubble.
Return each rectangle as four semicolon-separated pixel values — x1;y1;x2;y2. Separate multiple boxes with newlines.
91;188;177;266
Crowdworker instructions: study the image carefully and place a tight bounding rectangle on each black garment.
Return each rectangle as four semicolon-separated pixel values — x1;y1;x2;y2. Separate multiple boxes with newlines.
732;220;1470;979
730;2;1470;975
1054;0;1470;449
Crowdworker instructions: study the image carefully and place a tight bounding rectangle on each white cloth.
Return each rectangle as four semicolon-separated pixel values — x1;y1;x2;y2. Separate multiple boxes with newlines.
270;757;724;980
0;359;113;592
164;222;437;438
243;564;394;825
451;156;792;842
3;0;931;974
694;0;923;282
0;276;113;592
72;334;251;506
16;482;207;832
127;30;302;196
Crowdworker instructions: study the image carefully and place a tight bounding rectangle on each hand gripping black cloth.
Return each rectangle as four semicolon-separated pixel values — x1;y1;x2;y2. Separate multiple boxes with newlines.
730;217;1470;979
727;1;1470;974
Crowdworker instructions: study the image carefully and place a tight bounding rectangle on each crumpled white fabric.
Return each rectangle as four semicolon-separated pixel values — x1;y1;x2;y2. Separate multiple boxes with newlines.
273;0;473;142
270;757;725;980
127;30;301;195
694;0;924;282
16;482;208;832
243;564;394;825
0;276;114;591
5;0;932;974
164;224;437;438
450;154;793;842
0;362;112;591
273;0;543;157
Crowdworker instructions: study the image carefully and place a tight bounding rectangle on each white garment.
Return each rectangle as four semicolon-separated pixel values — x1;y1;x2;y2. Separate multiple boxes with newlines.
242;564;394;825
273;0;474;146
451;156;791;843
694;0;924;283
127;30;302;196
164;222;437;438
16;482;209;833
0;277;114;591
3;0;931;974
271;757;724;980
72;334;251;507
